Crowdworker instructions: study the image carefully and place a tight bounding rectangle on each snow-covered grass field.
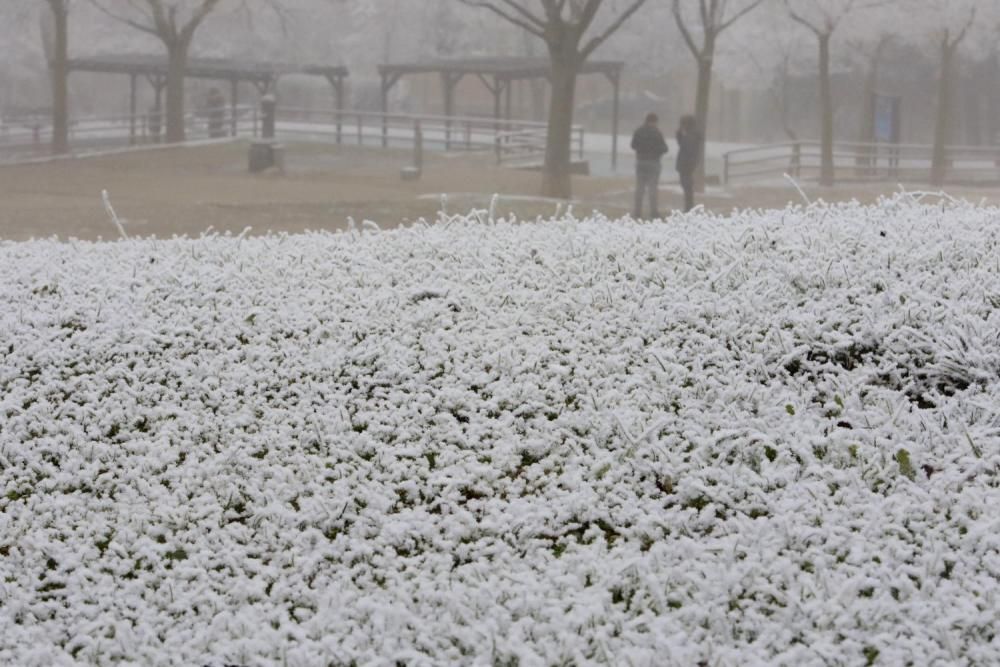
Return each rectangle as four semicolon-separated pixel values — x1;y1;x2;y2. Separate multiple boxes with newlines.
2;195;1000;666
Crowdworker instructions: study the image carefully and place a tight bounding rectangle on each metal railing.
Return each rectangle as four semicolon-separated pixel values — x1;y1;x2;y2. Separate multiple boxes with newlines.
0;106;259;160
723;140;1000;186
495;127;547;165
276;107;517;151
273;107;583;163
1;104;585;169
493;125;585;167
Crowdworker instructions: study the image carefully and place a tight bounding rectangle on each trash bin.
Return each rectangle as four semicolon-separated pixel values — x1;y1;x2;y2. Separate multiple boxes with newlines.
260;95;276;140
249;141;284;173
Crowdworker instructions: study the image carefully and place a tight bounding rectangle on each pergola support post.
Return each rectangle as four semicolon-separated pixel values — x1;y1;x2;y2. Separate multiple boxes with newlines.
476;74;502;136
145;75;166;143
380;72;389;148
379;71;403;149
442;72;463;151
504;78;513;130
332;76;345;144
230;78;239;137
492;77;504;134
129;73;137;145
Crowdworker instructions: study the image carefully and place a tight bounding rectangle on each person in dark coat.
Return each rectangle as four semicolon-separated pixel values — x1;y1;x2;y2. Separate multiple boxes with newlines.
631;112;669;220
676;115;702;213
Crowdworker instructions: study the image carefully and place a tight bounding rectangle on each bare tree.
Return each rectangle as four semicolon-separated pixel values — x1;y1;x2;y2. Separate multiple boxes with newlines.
459;0;649;199
784;0;882;186
852;33;890;145
672;0;764;191
929;7;976;186
41;0;70;154
744;36;802;142
88;0;227;143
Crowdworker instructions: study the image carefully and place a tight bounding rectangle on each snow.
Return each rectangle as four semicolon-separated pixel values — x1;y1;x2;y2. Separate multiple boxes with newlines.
2;194;1000;666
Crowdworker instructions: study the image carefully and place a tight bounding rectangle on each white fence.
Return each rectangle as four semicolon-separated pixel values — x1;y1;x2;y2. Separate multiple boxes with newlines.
723;140;1000;186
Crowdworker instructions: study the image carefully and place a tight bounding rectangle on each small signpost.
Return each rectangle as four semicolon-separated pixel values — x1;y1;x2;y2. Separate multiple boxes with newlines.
873;94;901;144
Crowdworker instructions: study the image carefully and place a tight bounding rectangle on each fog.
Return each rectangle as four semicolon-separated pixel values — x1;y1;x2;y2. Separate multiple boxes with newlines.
1;0;997;205
4;2;995;139
3;7;1000;662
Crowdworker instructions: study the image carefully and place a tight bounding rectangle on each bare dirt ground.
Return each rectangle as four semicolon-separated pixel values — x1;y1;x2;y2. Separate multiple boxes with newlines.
2;141;998;242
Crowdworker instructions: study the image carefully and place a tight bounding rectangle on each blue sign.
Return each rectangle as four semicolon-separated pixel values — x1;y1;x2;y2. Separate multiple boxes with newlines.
873;94;900;143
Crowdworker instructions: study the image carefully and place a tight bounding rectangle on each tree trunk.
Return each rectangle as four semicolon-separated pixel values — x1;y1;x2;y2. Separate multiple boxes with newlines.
857;42;884;176
49;0;69;155
165;41;190;143
693;43;714;193
542;56;578;200
931;35;954;187
990;49;1000;147
818;32;834;186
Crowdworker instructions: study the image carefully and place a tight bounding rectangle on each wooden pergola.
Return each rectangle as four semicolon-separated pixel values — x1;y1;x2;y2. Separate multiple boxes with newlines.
377;57;625;169
67;54;349;143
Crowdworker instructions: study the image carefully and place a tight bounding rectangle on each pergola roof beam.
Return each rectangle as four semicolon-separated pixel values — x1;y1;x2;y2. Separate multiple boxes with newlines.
68;54;348;86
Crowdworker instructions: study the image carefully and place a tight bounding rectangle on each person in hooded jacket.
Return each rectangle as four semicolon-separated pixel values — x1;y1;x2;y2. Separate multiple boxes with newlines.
630;112;669;220
676;115;702;213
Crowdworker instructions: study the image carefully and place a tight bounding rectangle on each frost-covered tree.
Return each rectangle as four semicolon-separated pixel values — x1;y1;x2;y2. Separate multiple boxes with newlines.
2;1;74;152
671;0;765;189
784;0;884;185
458;0;650;199
730;11;810;142
86;0;232;142
911;0;982;185
341;0;484;69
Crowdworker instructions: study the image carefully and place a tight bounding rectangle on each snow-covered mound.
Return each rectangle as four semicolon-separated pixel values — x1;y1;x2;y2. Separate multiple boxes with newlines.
2;196;1000;666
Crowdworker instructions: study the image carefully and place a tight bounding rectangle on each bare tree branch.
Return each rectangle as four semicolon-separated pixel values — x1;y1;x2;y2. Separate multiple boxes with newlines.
459;0;652;198
458;0;545;37
579;0;649;60
674;0;764;59
88;0;226;44
180;0;224;42
784;1;824;37
672;0;703;56
88;0;160;37
950;5;977;48
718;0;765;32
494;0;547;29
